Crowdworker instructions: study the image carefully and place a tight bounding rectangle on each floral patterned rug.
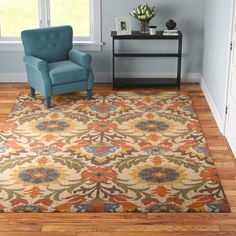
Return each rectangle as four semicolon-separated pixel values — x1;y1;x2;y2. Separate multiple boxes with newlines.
0;90;230;213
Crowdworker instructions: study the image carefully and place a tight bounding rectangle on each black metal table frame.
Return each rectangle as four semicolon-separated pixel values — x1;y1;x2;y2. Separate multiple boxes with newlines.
111;31;183;89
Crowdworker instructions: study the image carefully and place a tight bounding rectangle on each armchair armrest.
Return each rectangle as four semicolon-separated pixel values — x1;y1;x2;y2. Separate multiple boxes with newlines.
69;49;92;69
23;55;52;96
23;56;47;71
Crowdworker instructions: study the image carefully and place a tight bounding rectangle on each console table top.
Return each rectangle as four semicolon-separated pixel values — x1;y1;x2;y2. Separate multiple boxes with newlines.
111;31;183;39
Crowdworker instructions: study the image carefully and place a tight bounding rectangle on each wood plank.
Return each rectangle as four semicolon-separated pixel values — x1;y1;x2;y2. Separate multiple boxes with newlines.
0;224;42;232
0;233;75;236
76;233;236;236
8;218;182;224
183;218;236;225
219;224;236;232
43;224;220;232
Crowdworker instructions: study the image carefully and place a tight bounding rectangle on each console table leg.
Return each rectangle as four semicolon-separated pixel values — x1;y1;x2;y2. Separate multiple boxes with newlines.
177;37;183;90
112;38;115;89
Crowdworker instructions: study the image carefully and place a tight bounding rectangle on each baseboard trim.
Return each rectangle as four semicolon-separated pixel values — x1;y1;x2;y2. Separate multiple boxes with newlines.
226;127;236;158
0;72;202;83
95;72;201;83
0;73;27;82
200;77;224;133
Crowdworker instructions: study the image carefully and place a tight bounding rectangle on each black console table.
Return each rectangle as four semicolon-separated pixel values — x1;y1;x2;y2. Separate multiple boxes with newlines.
111;31;183;89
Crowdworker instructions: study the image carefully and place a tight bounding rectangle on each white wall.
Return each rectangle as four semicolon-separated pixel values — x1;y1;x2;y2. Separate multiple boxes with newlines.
0;0;204;82
202;0;233;131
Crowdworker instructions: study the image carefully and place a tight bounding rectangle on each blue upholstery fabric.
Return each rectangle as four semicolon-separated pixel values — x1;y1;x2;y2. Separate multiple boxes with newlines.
69;49;92;69
48;60;87;85
53;80;89;96
21;26;72;63
21;25;94;108
23;56;47;70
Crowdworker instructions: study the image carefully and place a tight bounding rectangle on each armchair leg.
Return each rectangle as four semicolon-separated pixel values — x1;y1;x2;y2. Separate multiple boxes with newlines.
30;87;35;97
87;89;93;100
46;96;51;109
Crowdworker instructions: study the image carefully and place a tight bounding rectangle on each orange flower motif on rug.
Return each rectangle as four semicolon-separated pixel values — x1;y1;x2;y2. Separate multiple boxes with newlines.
0;90;230;213
81;167;118;183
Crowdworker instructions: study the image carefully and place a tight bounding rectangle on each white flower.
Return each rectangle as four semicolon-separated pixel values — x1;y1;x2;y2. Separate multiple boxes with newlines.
130;4;157;21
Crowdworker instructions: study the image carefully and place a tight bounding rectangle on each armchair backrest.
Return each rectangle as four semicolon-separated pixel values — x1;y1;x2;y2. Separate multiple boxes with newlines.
21;25;73;63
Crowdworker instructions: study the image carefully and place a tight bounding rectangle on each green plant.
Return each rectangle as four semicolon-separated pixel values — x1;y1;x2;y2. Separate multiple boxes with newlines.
130;3;157;22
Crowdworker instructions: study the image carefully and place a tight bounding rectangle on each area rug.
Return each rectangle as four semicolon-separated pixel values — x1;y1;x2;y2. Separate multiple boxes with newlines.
0;90;230;213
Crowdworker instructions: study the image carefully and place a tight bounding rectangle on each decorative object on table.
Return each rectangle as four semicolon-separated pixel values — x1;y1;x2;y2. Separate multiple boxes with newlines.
164;20;178;36
116;17;131;35
130;4;157;33
166;19;177;30
0;91;230;213
149;25;157;35
163;29;178;36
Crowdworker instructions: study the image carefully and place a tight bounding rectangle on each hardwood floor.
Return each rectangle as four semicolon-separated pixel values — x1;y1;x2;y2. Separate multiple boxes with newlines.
0;82;236;236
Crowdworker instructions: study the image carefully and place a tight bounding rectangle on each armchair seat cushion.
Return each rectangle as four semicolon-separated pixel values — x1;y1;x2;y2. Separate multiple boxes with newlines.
48;60;87;85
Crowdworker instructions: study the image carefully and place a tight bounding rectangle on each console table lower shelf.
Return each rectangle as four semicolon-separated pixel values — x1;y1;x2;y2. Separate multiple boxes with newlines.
113;77;179;88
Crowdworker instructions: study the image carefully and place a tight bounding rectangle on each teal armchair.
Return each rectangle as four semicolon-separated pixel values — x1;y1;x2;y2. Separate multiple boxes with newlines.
21;25;94;108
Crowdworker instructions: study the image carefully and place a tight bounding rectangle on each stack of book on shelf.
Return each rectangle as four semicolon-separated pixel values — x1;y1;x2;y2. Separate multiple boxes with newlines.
163;30;178;36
